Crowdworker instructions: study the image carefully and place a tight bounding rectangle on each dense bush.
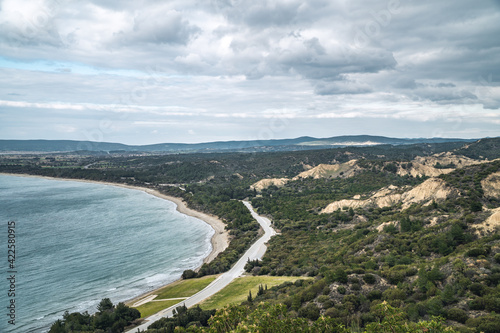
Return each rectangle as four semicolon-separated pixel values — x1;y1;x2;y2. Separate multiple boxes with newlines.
49;299;140;333
446;308;468;324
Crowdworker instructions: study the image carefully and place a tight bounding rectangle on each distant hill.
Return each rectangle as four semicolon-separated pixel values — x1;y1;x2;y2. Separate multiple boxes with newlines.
455;137;500;160
0;136;476;154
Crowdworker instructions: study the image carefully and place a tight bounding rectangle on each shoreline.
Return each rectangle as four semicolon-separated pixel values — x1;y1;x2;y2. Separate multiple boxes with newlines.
0;173;229;305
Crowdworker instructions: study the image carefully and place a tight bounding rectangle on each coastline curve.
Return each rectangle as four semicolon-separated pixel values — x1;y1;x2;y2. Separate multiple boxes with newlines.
126;200;276;332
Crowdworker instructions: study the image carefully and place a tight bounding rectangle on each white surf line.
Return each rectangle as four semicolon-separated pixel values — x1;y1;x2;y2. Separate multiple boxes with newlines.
126;200;276;333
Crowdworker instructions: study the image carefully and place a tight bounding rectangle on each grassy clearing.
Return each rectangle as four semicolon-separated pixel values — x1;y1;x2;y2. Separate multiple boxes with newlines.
133;275;217;318
155;275;217;299
199;276;309;310
136;299;182;318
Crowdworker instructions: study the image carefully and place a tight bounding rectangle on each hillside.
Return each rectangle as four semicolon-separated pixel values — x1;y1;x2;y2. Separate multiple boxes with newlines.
0;135;474;153
320;177;459;213
2;138;500;333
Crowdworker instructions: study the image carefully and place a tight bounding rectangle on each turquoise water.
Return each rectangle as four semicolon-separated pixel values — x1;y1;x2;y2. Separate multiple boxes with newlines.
0;174;214;332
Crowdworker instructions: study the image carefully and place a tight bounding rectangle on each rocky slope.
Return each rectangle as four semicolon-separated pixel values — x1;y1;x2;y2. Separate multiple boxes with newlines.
251;160;361;191
481;171;500;198
321;178;459;213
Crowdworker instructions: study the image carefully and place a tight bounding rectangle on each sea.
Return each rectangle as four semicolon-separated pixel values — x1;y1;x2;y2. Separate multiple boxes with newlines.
0;174;214;333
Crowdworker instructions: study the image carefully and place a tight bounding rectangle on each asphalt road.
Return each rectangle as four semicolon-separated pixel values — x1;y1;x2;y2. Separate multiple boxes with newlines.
126;200;276;332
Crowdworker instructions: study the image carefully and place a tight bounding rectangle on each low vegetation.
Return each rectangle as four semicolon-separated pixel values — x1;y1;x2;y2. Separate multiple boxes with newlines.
3;137;500;332
48;298;140;333
199;276;306;310
132;276;217;318
152;275;217;300
135;300;181;319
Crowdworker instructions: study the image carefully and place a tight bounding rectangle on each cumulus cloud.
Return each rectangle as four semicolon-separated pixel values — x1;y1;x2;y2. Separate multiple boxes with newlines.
0;0;499;142
113;9;200;46
315;79;373;95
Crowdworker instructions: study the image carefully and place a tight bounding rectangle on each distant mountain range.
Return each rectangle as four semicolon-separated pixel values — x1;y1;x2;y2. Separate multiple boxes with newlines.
0;136;476;154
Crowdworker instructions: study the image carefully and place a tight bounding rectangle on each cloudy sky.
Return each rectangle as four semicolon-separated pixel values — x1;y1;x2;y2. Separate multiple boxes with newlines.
0;0;499;144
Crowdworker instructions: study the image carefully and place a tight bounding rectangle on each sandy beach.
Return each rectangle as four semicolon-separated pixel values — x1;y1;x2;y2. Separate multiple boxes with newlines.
0;173;230;304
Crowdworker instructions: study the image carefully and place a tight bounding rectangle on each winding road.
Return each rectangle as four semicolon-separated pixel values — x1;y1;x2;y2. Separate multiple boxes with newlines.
126;200;276;332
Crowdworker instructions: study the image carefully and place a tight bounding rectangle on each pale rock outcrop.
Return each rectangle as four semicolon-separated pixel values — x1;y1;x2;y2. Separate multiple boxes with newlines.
481;172;500;199
250;160;360;192
293;160;360;180
400;178;457;209
320;199;368;212
250;178;289;191
473;208;500;234
321;185;404;213
321;178;458;213
397;152;482;178
376;221;398;232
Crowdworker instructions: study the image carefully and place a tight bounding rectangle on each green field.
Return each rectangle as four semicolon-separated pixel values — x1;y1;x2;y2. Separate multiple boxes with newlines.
133;275;217;318
135;299;184;318
199;276;308;310
155;275;217;299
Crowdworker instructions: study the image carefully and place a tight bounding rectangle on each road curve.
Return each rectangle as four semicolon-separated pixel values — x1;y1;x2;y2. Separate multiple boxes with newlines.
126;200;276;332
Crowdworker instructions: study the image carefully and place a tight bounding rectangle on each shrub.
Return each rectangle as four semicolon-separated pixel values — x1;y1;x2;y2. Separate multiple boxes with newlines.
383;224;398;234
466;313;500;333
494;253;500;264
447;308;469;324
364;260;378;270
342;295;360;311
466;247;491;257
367;290;382;301
384;163;398;173
325;307;342;319
363;274;377;284
382;288;406;301
384;269;406;285
333;268;348;283
351;283;361;291
427;266;445;282
182;269;197;279
469;282;485;296
468;297;485;310
425;298;444;317
322;300;334;309
484;295;500;312
317;295;330;304
298;303;320;321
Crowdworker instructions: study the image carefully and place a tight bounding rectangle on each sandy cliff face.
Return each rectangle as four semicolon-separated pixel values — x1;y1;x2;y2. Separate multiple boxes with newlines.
293;160;360;180
321;178;458;213
250;178;290;191
481;172;500;199
474;207;500;234
397;152;481;178
400;178;457;209
250;160;360;192
250;152;491;193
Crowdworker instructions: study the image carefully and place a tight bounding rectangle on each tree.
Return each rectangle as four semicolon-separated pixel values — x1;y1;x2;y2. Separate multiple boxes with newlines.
182;269;197;279
363;273;377;285
365;301;456;333
48;319;66;333
49;298;139;333
97;298;114;313
257;284;265;296
207;303;348;333
332;268;348;283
